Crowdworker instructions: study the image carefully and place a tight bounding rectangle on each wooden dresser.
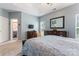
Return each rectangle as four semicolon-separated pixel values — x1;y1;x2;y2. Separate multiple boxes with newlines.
44;30;67;37
27;31;37;39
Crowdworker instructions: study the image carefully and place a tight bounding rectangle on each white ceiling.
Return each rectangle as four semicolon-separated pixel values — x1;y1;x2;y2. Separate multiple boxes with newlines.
0;3;74;17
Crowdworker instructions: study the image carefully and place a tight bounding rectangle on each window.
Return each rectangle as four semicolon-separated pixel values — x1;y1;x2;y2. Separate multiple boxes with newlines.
75;14;79;38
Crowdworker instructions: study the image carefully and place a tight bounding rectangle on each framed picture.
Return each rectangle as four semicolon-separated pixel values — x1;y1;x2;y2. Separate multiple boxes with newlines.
28;24;34;29
50;16;65;29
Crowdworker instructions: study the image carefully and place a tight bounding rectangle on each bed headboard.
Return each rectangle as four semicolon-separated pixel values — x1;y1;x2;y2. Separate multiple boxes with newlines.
44;30;67;37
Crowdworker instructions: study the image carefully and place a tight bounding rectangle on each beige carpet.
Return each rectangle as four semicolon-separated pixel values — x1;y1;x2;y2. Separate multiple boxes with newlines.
0;40;22;56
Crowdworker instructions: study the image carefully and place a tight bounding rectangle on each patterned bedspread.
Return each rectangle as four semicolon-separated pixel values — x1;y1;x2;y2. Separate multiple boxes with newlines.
22;35;79;56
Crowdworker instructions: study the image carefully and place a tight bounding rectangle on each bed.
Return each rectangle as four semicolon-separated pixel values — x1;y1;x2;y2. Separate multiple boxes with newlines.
22;35;79;56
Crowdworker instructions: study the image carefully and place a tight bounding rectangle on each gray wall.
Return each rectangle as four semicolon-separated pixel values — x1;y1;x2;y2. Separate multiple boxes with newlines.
0;9;9;43
40;4;79;38
21;12;39;40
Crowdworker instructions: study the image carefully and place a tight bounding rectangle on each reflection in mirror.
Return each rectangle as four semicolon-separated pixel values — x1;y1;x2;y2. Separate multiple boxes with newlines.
50;16;64;29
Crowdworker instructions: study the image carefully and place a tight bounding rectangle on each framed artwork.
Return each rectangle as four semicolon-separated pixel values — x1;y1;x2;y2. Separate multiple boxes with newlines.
28;24;34;29
50;16;65;29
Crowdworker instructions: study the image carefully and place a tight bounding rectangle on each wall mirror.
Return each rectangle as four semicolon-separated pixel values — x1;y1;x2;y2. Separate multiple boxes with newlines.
50;16;65;29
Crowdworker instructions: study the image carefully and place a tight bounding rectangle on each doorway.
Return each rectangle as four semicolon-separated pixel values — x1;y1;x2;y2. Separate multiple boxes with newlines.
10;19;18;40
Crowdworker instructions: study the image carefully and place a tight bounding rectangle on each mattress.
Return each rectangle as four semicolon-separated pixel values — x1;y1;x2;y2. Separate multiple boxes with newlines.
22;35;79;56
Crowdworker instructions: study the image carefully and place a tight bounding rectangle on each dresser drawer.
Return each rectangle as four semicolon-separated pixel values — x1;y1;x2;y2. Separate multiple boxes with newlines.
27;31;37;39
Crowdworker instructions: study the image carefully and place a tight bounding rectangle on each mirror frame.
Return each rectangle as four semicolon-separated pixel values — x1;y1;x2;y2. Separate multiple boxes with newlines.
50;16;65;29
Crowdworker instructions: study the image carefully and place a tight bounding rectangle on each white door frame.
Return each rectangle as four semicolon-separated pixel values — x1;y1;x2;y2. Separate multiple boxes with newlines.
75;14;79;38
10;19;18;40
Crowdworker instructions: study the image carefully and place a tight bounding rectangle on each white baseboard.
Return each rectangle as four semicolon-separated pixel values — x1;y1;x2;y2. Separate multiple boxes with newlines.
0;40;17;46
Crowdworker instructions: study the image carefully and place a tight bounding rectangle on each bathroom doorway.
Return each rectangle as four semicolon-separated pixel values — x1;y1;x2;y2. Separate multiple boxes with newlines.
10;19;18;40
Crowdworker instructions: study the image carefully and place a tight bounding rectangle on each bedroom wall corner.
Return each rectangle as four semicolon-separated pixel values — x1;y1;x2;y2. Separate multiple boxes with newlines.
39;4;79;38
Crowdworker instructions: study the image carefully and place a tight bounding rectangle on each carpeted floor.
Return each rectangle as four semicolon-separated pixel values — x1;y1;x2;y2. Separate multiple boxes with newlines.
0;40;22;56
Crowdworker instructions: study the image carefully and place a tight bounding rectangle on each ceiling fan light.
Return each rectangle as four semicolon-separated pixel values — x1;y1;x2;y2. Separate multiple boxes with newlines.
47;3;53;6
